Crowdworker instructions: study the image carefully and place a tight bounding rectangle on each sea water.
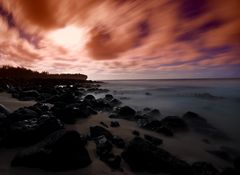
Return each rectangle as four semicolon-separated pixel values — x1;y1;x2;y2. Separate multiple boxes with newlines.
100;79;240;145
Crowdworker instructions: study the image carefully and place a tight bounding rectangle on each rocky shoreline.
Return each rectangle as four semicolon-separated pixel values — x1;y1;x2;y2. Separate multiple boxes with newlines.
0;80;240;175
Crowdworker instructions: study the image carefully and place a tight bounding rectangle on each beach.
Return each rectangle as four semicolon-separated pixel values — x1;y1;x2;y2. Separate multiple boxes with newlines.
0;79;240;175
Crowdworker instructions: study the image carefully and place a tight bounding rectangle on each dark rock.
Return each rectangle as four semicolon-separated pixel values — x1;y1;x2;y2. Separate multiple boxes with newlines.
4;114;63;147
104;94;114;101
183;111;207;123
202;138;211;144
145;92;151;96
221;168;240;175
84;94;96;101
161;116;188;132
111;136;125;149
207;150;232;162
137;119;161;129
20;90;40;100
100;121;108;128
110;121;120;127
183;111;228;139
95;135;113;158
102;154;122;170
118;106;136;118
234;157;240;171
9;107;39;121
0;113;7;138
122;137;191;174
143;107;151;112
109;99;122;107
147;109;161;117
11;130;92;171
109;114;117;118
132;130;140;136
144;134;163;146
90;126;113;140
192;162;219;175
0;104;10;116
156;126;174;137
52;102;97;124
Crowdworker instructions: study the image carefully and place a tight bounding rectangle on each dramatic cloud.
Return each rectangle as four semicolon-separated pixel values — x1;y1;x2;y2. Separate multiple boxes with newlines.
0;0;239;79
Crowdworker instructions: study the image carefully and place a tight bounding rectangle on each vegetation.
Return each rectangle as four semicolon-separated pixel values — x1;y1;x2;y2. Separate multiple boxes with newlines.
0;66;87;80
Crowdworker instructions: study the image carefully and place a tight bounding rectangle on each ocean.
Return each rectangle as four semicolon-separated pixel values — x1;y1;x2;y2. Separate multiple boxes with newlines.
100;79;240;146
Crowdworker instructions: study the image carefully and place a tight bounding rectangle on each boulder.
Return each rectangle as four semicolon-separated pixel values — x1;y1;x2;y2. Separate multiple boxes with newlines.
9;107;39;122
0;104;11;116
20;90;40;100
183;111;228;139
4;114;63;147
122;137;192;174
156;126;174;137
137;119;161;129
132;130;140;136
109;99;121;107
111;136;125;149
100;121;108;128
52;102;97;124
11;130;92;171
192;162;219;175
221;168;240;175
161;116;188;132
95;135;113;158
104;94;114;101
110;121;120;127
90;126;113;140
118;106;136;119
144;134;163;146
234;157;240;171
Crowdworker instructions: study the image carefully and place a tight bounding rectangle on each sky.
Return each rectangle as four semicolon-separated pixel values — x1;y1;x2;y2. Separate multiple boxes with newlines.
0;0;239;80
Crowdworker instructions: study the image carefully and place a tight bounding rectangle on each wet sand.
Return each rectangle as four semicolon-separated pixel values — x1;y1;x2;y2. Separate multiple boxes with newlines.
0;94;234;175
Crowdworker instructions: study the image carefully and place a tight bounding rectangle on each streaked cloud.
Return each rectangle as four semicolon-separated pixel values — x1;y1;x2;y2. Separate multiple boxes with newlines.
0;0;239;79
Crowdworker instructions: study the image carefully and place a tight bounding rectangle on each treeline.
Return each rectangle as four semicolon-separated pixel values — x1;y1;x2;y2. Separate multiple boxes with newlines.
0;66;87;80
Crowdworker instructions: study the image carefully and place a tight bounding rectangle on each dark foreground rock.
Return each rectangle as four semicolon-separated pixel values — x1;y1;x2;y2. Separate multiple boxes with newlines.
0;104;10;116
192;162;219;175
122;137;193;174
144;134;163;146
183;111;228;139
11;130;92;171
90;126;113;140
3;114;63;147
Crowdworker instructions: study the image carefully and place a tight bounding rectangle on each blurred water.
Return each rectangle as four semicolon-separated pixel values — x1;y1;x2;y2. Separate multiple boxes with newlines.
101;79;240;144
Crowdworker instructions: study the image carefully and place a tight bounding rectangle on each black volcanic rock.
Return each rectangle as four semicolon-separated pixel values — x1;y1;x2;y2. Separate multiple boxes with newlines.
52;102;97;124
234;157;240;171
144;134;163;146
156;126;174;136
110;121;120;127
90;126;113;140
122;137;192;174
221;168;240;175
0;104;10;116
95;135;113;158
161;116;188;132
183;111;228;139
19;90;40;100
192;162;219;175
117;106;136;119
9;107;39;122
104;94;114;101
11;130;91;171
3;114;64;147
111;136;125;149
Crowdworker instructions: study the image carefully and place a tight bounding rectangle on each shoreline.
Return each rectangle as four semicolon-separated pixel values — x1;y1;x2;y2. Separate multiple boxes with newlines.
0;81;239;175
